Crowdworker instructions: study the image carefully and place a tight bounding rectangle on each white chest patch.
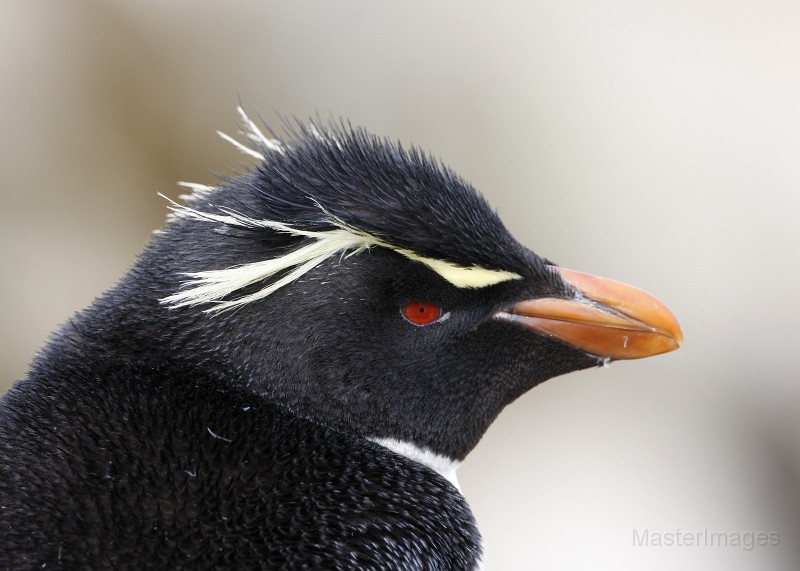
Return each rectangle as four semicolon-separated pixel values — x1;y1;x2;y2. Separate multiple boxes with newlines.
370;438;485;568
369;437;462;491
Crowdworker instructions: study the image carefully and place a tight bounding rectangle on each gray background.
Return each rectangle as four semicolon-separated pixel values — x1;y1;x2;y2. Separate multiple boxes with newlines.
1;2;798;569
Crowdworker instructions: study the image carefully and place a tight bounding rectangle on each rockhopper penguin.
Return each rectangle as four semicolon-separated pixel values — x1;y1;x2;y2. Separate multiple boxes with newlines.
0;108;683;569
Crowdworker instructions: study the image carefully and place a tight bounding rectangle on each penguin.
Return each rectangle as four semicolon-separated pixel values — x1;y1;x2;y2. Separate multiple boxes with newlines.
0;108;682;570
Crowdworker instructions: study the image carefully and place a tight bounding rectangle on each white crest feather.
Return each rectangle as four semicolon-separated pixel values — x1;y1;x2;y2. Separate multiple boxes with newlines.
162;226;377;312
159;108;522;312
159;194;520;311
396;249;521;289
217;130;265;160
176;181;215;202
160;201;520;311
160;195;384;312
215;105;286;161
234;105;285;154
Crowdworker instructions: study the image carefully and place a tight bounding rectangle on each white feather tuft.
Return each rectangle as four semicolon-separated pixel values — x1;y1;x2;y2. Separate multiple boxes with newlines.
162;227;377;312
369;437;462;491
160;195;521;311
160;193;384;312
217;130;265;160
176;181;216;202
215;106;286;161
159;109;522;312
235;105;284;154
396;249;521;288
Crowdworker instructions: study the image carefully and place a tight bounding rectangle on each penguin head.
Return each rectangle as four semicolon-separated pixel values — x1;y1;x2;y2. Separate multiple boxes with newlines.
135;109;682;462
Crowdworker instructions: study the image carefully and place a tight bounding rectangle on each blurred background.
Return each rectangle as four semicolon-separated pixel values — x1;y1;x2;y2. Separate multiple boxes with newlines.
1;1;798;569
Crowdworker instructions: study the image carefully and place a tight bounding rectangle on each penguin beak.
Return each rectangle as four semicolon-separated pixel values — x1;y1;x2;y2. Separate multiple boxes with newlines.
499;267;683;360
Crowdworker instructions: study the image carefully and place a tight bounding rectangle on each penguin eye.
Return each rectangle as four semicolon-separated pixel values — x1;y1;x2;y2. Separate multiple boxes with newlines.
402;301;443;326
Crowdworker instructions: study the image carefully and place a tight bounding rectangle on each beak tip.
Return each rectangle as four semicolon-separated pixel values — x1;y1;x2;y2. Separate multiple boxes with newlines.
657;308;684;350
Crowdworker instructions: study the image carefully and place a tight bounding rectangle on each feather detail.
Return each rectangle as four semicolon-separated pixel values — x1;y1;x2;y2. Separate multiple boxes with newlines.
160;194;382;312
162;227;375;312
215;105;286;161
160;191;520;312
159;108;524;312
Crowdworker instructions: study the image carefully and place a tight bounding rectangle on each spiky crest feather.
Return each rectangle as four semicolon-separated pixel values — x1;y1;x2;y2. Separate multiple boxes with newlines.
160;108;523;312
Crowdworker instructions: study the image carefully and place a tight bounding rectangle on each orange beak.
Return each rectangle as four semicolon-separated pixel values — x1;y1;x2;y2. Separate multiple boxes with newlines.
498;267;683;360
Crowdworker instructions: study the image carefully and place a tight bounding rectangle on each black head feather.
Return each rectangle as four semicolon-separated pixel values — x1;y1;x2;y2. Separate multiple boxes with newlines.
1;110;612;568
190;119;548;280
117;113;590;460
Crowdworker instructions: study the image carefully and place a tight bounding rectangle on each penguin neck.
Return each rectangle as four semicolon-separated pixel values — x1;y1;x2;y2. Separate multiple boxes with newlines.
369;437;462;491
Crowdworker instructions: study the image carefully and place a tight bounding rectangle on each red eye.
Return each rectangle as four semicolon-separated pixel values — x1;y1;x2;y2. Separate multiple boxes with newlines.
402;301;443;326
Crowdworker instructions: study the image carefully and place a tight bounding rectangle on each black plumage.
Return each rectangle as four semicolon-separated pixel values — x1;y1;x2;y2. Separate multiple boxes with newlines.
0;111;681;569
2;362;479;568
